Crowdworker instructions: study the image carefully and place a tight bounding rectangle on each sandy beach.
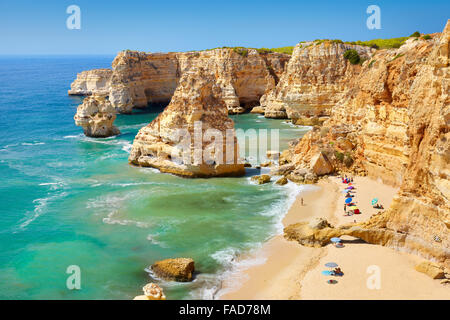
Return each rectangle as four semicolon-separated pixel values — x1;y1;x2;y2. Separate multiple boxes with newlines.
220;176;450;300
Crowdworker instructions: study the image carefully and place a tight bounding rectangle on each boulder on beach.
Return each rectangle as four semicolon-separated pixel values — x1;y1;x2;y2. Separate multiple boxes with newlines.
275;176;288;185
251;174;271;184
133;283;166;300
415;261;445;279
151;258;195;282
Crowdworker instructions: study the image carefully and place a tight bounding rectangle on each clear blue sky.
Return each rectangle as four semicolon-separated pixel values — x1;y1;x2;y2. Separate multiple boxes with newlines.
1;0;448;54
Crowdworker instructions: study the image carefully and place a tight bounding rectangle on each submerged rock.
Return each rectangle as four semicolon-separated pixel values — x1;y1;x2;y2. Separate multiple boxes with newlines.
151;258;195;282
74;95;120;138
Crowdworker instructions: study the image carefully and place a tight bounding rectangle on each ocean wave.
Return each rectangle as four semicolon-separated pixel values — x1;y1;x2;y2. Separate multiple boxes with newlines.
102;211;151;228
146;234;167;248
63;134;84;139
189;245;267;300
16;191;68;231
21;141;45;146
201;183;317;299
119;123;148;130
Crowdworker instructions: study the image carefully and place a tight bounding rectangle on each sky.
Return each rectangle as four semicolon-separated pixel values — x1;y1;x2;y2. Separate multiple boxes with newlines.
0;0;449;55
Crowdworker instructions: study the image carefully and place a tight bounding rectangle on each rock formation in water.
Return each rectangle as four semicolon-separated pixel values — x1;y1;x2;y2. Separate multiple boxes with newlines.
68;69;112;96
133;283;166;300
128;68;245;177
151;258;195;282
263;41;374;119
283;20;450;268
73;95;120;137
69;49;290;115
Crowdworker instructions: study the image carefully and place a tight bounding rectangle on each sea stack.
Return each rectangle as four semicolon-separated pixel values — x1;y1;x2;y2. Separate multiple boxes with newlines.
74;95;120;138
128;67;245;178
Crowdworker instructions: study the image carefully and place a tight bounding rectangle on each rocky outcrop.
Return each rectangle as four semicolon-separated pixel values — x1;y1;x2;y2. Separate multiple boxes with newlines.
285;20;450;267
128;68;245;177
69;49;290;115
263;41;374;119
73;95;120;137
151;258;195;282
415;261;446;279
251;174;271;184
68;69;112;96
133;283;166;300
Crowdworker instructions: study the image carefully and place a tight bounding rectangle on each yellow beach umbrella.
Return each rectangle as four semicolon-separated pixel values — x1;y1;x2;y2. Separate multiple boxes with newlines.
348;206;358;210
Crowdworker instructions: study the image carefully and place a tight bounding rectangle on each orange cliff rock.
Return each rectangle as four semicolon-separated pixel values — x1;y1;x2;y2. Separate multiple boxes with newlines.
284;20;450;267
69;49;290;115
128;67;245;178
263;41;374;119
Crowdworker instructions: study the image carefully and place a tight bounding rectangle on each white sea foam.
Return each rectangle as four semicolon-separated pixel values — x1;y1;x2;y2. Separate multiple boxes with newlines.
21;142;45;146
102;211;150;228
194;182;318;300
16;191;68;231
63;134;84;139
119;123;148;130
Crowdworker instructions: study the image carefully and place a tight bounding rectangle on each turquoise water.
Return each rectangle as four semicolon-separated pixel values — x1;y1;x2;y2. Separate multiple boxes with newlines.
0;56;310;299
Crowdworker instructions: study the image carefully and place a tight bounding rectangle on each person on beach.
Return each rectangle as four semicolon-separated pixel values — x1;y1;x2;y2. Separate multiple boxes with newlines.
301;198;304;206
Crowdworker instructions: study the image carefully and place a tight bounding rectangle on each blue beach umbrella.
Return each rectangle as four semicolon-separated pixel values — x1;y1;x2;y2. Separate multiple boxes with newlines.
325;262;338;268
371;198;378;205
330;237;342;243
321;270;334;276
345;197;353;204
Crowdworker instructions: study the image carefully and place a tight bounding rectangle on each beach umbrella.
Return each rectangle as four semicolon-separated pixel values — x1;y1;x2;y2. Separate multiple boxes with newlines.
325;262;338;268
330;237;342;243
341;190;348;194
348;206;358;210
371;198;378;205
346;186;354;190
345;197;353;204
321;270;333;276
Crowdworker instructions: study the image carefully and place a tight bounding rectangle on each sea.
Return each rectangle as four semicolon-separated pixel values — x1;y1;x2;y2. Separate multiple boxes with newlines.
0;55;311;299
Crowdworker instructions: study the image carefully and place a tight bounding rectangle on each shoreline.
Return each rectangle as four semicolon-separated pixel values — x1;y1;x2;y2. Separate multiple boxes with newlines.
219;176;450;300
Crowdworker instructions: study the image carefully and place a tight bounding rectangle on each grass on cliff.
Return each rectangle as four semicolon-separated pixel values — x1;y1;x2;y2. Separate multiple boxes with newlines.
202;32;423;56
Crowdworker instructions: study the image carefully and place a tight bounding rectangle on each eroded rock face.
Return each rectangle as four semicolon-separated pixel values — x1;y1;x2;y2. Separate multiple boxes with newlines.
285;20;450;267
133;283;166;300
74;95;120;138
69;49;290;115
151;258;195;282
264;42;374;119
415;261;445;279
68;69;112;96
128;68;245;177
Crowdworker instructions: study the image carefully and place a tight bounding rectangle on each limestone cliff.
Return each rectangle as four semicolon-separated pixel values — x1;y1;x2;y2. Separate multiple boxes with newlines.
69;49;290;115
263;42;374;119
74;95;120;138
285;21;450;267
68;69;112;96
128;67;245;177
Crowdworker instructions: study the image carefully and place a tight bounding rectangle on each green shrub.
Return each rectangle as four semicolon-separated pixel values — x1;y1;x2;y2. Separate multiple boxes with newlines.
344;153;354;167
233;47;248;57
335;151;345;162
422;34;432;40
269;46;294;55
410;31;421;37
390;53;404;62
368;59;376;68
343;49;360;65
